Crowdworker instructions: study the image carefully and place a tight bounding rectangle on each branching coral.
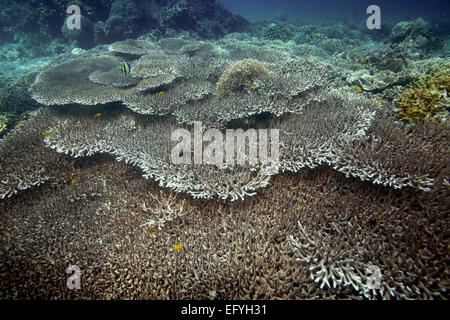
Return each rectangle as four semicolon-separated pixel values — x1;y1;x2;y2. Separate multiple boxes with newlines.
288;221;367;292
0;109;64;199
43;108;271;201
2;37;448;301
26;39;449;199
333;104;449;191
396;64;449;122
29;42;332;127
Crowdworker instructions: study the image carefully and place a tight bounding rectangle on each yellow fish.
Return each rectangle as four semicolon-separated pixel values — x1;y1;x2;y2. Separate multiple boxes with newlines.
42;132;52;137
158;91;165;96
248;51;252;55
360;57;365;63
141;67;147;72
17;120;27;127
172;244;183;251
71;178;78;185
150;227;158;233
379;98;385;104
93;113;102;118
355;85;363;93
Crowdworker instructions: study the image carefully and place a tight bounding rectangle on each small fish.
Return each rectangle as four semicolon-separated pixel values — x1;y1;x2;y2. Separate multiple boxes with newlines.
248;51;252;55
150;227;158;233
93;113;102;119
172;244;183;251
360;57;365;63
42;131;52;137
121;62;131;75
158;91;165;96
17;120;27;127
140;67;147;72
355;85;363;93
379;98;385;104
299;200;306;207
71;178;78;185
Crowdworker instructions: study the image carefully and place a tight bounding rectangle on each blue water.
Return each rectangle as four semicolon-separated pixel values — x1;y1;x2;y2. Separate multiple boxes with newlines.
219;0;450;19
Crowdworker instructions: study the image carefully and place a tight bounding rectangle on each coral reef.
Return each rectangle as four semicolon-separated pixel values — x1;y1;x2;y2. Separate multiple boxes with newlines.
0;11;448;300
25;39;449;200
29;39;332;126
395;64;449;122
215;59;270;98
0;109;67;199
0;0;249;52
389;17;444;55
94;0;142;44
0;147;447;299
263;23;292;42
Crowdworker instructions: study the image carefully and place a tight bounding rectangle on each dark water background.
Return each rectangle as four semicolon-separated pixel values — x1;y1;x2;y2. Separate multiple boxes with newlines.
219;0;450;24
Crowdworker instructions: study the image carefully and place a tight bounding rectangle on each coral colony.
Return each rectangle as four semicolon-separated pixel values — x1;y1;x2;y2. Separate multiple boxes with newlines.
0;0;448;300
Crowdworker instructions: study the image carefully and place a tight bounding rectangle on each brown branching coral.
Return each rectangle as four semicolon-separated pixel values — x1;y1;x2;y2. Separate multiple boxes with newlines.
1;38;448;301
0;109;69;199
0;155;447;299
333;104;450;191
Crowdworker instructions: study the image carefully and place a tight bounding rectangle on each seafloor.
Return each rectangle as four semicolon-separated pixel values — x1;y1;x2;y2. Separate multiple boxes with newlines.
0;9;449;299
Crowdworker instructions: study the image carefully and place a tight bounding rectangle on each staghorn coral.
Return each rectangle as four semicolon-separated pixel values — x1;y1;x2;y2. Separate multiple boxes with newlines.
0;109;69;200
289;221;367;293
42;107;271;201
39;87;386;201
1;36;448;302
333;103;449;192
0;154;447;299
274;90;378;172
